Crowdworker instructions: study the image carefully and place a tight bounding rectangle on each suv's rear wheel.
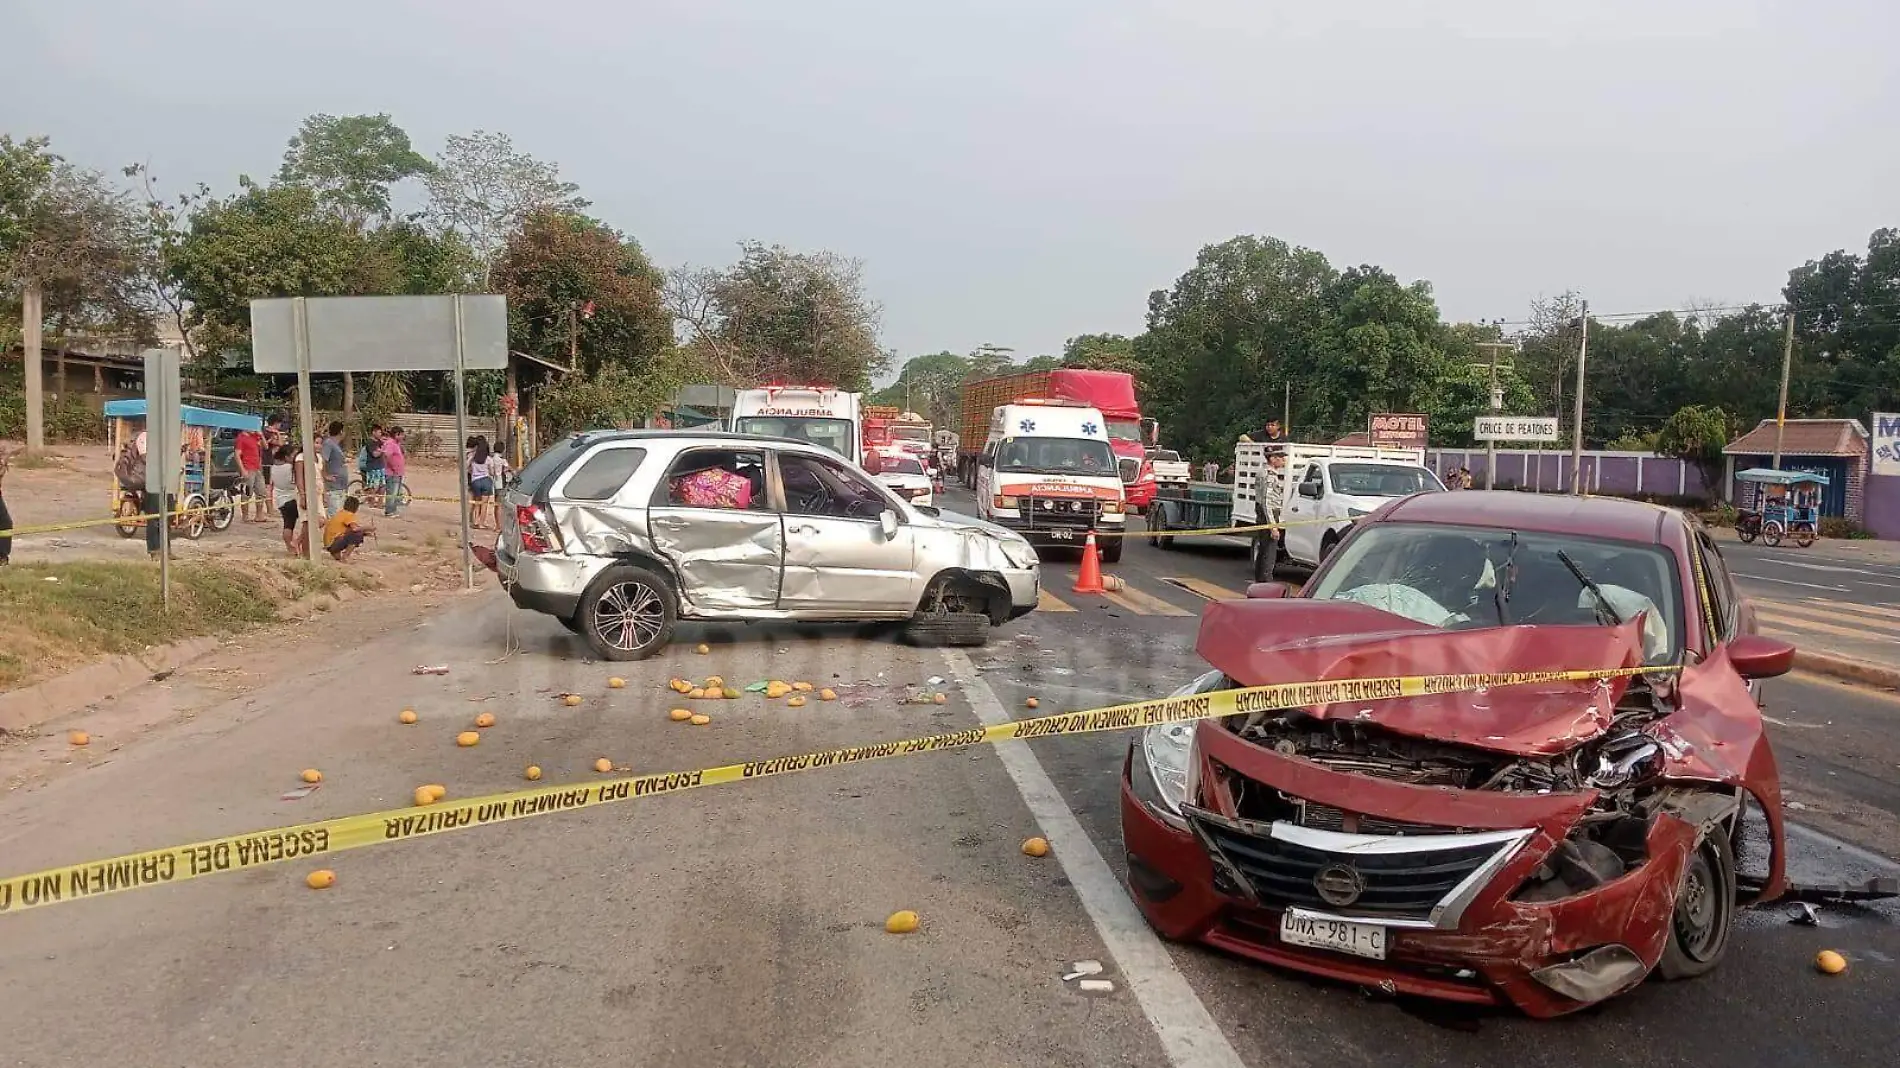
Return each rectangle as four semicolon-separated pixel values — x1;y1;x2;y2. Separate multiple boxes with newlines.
580;564;677;661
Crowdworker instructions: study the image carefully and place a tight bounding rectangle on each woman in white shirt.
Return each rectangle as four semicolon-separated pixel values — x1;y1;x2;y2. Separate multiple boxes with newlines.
269;444;308;555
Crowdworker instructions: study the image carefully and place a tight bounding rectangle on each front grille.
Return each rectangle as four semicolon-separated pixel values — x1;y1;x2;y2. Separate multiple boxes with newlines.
1118;457;1141;483
1291;801;1461;837
1191;813;1511;921
1022;495;1099;531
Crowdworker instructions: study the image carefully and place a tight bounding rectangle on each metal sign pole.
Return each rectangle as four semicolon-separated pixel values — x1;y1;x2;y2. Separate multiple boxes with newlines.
453;294;474;590
143;349;180;610
294;298;321;564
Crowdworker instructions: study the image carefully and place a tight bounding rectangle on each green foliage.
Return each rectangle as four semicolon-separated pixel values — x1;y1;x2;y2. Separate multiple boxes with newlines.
0;391;105;443
276;113;433;224
1059;334;1138;373
423;130;588;283
493;210;672;378
672;242;889;391
1654;404;1734;490
1;135;149;343
536;355;696;441
870;351;970;429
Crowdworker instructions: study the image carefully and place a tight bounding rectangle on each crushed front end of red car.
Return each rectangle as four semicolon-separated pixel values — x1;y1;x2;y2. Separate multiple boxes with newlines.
1120;597;1786;1017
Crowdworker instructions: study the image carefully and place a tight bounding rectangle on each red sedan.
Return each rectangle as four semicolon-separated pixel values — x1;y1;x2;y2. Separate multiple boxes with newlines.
1120;491;1796;1017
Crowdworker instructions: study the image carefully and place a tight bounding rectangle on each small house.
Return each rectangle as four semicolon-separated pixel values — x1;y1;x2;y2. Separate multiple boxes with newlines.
1721;418;1868;520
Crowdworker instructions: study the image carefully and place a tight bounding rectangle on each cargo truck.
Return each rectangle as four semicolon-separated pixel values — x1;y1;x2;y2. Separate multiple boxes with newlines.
955;369;1159;510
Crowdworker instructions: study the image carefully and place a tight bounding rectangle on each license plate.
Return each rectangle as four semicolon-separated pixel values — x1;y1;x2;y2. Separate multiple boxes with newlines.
1279;911;1387;960
1048;529;1075;541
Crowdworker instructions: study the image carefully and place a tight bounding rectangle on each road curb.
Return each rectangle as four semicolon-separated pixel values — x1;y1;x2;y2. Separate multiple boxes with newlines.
0;635;224;735
1792;650;1900;690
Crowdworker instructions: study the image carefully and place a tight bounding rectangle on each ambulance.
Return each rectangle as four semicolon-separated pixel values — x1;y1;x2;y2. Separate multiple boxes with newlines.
729;385;863;465
974;399;1128;562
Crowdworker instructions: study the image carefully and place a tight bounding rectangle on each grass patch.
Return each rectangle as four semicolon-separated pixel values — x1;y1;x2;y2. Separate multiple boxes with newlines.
8;453;65;471
0;560;317;690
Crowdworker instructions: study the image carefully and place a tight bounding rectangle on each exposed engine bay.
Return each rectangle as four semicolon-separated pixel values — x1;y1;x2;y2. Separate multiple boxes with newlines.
1220;673;1736;901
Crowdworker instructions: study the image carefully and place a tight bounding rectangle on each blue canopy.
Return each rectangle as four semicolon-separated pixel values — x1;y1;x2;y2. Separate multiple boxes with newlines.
103;399;264;432
1735;467;1830;487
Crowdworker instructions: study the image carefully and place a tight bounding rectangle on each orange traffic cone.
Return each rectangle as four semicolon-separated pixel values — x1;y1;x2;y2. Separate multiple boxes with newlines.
1074;530;1106;594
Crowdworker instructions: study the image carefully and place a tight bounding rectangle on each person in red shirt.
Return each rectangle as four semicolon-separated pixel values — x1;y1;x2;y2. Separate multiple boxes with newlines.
234;428;266;523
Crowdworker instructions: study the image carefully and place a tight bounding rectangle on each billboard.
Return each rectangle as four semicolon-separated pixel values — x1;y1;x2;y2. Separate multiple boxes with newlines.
1873;413;1900;477
1368;413;1429;449
250;295;507;373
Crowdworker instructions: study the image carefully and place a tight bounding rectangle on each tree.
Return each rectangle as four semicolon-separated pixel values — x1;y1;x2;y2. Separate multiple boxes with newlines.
1060;333;1138;373
871;351;969;428
424;131;587;286
1;136;146;450
492;210;673;378
277;113;433;226
168;181;370;358
1655;404;1734;492
670;242;889;390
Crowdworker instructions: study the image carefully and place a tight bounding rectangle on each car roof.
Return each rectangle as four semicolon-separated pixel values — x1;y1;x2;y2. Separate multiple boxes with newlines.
1380;490;1672;544
565;429;842;453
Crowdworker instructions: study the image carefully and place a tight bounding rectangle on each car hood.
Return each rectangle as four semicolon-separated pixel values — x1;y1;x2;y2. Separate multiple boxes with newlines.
927;508;1025;538
1195;598;1652;757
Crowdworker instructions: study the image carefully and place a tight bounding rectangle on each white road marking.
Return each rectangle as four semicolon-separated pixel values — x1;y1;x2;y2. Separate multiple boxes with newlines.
942;650;1245;1068
1734;573;1851;592
1776;561;1877;575
1786;821;1900;873
1760;713;1825;730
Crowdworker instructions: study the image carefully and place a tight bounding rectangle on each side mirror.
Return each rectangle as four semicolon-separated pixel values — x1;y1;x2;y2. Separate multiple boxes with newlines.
1245;581;1291;599
879;509;900;539
1299;482;1323;499
1728;633;1795;680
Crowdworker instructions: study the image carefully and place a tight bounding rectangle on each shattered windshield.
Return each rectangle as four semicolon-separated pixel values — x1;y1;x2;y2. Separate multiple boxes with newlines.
1305;523;1682;664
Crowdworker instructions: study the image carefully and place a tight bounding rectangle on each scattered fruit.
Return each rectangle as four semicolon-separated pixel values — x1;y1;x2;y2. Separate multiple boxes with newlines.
1025;697;1040;709
564;694;583;707
1817;950;1848;975
68;730;90;747
765;681;792;699
306;870;335;890
524;765;542;781
695;643;711;654
595;758;613;773
300;769;323;784
788;696;807;708
689;687;707;699
933;693;948;705
474;712;496;728
456;731;480;747
668;708;693;722
722;687;741;700
1022;837;1051;858
423;784;447;802
705;675;724;688
690;714;711;726
885;910;920;934
793;681;814;692
669;678;688;693
820;688;837;701
399;709;419;724
413;786;438;806
608;677;626;689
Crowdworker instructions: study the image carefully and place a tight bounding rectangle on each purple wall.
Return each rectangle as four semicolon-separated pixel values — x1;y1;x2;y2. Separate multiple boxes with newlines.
1428;450;1712;499
1867;474;1900;538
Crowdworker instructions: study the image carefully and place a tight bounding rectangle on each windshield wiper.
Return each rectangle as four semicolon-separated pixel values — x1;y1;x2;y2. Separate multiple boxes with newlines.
1557;549;1625;625
1494;532;1520;624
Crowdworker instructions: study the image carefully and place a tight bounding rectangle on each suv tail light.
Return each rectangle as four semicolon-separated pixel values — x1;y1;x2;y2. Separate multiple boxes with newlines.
516;504;558;554
1137;458;1155;484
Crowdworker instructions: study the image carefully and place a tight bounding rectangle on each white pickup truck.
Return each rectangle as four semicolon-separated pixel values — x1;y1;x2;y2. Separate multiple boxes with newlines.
1266;445;1445;567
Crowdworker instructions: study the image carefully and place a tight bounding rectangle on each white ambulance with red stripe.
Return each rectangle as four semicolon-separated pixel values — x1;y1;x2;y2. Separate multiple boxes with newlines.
729;385;863;466
973;400;1127;562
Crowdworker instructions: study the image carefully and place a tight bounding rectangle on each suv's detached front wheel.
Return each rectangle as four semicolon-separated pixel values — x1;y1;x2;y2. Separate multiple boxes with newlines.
580;563;678;661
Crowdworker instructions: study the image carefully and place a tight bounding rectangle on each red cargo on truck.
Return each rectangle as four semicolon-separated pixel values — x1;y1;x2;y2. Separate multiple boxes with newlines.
957;369;1159;509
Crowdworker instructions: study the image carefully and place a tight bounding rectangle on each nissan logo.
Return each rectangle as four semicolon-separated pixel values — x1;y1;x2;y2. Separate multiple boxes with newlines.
1313;864;1366;908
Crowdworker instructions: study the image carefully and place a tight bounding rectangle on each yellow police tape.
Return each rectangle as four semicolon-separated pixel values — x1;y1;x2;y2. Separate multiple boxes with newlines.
0;663;1669;916
0;500;234;541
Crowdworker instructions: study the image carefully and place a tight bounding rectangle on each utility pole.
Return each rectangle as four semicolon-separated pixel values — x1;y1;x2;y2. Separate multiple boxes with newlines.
1476;341;1515;490
22;279;43;454
568;303;580;366
1283;382;1291;438
1772;308;1793;470
1569;300;1589;495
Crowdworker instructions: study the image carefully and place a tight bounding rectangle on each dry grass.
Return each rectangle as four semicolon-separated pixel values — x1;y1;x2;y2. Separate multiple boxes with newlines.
0;559;376;690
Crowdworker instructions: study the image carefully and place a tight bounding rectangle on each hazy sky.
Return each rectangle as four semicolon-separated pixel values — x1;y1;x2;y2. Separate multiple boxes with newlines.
6;0;1895;377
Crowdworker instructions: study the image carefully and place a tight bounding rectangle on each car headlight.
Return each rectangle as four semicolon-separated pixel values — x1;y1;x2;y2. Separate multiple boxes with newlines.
994;495;1019;510
1133;669;1224;824
1101;500;1123;514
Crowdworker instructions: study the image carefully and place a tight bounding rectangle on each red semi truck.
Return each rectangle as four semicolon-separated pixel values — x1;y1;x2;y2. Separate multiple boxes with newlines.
956;369;1160;510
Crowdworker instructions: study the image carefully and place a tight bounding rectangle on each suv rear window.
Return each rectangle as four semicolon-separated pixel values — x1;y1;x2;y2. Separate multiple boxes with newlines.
514;436;592;498
562;447;647;501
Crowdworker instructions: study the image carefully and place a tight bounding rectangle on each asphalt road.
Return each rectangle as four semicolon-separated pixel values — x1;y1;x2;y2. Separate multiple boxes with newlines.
2;496;1897;1067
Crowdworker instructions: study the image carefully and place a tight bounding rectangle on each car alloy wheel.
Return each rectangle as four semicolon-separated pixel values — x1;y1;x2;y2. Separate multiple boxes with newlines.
597;580;665;652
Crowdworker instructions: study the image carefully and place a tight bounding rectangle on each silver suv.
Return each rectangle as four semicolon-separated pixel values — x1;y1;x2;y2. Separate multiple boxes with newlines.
494;430;1043;660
